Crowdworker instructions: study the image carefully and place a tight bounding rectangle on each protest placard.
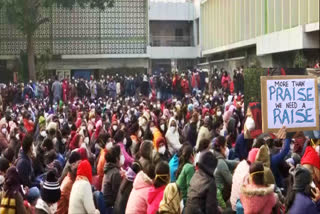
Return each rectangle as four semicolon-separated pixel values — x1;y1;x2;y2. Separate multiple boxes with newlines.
261;76;319;133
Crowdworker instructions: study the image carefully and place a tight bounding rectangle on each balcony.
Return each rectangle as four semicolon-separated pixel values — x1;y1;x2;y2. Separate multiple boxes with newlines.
150;36;194;47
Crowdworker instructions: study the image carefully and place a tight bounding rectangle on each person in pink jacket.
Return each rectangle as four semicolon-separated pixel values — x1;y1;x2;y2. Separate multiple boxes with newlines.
147;161;170;214
126;164;154;214
240;162;277;214
114;130;134;169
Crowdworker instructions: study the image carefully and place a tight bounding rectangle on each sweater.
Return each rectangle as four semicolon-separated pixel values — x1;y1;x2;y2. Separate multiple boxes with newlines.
169;154;179;182
176;163;195;203
68;178;100;214
56;173;75;214
102;162;121;207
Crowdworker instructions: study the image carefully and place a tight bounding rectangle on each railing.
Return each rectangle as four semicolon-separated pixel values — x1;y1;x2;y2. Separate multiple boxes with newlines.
150;36;194;47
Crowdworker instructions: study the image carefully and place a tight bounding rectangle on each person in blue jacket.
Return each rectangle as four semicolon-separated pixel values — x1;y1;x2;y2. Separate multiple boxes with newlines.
286;165;320;213
268;138;291;188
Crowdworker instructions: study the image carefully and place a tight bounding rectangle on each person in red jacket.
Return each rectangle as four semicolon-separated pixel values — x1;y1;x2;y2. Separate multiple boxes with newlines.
23;112;34;134
180;74;189;95
191;70;200;90
221;71;231;93
62;79;69;102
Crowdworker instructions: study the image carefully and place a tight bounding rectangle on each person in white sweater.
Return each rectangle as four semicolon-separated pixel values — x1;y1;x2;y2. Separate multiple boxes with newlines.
68;160;100;214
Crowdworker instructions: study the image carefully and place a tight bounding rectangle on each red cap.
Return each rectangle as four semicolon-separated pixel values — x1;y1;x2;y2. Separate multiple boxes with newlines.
301;146;320;170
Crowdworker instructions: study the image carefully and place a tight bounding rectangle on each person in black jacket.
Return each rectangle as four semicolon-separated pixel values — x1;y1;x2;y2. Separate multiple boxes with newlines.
185;151;221;214
113;162;141;214
102;144;122;214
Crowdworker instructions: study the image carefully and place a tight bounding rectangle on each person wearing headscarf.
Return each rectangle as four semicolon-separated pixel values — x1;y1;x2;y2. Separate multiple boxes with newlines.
68;160;100;214
0;167;28;214
165;118;181;156
195;116;212;151
158;183;182;214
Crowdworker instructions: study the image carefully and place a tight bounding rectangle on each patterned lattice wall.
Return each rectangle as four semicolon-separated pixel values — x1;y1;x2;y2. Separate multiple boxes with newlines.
0;0;147;56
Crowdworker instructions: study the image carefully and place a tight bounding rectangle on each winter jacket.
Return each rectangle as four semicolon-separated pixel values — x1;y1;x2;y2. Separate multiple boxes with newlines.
270;138;290;188
114;179;134;214
169;154;179;182
125;171;153;214
23;119;34;133
0;133;8;153
195;126;211;151
152;128;163;149
56;173;75;214
191;73;200;89
96;148;106;189
165;118;182;155
147;185;166;214
240;184;276;214
16;150;34;187
186;122;198;148
230;160;250;211
289;192;320;214
52;80;62;100
176;163;195;203
184;170;220;214
235;133;249;160
102;162;121;208
69;177;99;214
221;75;231;90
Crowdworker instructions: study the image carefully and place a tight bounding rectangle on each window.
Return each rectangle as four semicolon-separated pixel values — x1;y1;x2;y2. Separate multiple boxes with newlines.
175;29;184;39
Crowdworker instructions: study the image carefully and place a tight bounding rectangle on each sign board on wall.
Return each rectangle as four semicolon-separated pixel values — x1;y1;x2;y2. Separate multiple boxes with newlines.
261;76;319;133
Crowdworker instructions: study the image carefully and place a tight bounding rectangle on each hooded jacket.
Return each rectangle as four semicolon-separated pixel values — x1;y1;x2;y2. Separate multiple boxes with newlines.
147;185;166;214
102;162;121;207
165;118;181;155
158;183;182;214
240;184;276;214
125;171;153;214
195;125;211;151
255;145;275;185
169;154;179;182
176;163;195;203
184;151;220;214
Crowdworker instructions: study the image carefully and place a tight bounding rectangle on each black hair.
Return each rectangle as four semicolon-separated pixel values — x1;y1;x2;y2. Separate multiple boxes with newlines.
114;130;125;143
198;139;210;152
42;138;54;151
154;161;170;188
250;161;264;186
176;144;193;179
213;136;226;153
3;148;14;163
22;134;33;153
44;150;57;165
253;138;265;149
105;145;121;164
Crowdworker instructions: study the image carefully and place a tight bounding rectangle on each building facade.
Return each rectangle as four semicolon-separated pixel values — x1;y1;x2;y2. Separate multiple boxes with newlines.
0;0;200;81
199;0;320;72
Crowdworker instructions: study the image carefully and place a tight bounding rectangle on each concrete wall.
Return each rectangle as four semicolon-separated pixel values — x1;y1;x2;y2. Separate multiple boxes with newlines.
149;1;195;21
148;46;200;59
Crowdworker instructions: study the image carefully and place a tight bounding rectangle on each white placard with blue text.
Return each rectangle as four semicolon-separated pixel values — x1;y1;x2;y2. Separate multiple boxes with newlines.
266;78;317;130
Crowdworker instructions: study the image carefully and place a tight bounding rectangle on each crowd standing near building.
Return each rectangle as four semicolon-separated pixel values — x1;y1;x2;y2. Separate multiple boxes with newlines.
0;67;319;214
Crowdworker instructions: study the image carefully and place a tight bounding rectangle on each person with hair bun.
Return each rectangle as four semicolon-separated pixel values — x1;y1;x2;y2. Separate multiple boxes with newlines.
240;162;276;214
147;161;170;214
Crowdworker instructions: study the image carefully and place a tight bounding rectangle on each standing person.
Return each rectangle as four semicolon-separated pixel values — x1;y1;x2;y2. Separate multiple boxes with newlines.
51;76;62;105
286;165;320;213
147;161;170;214
68;160;100;214
184;151;220;214
62;79;69;103
176;144;195;205
0;167;29;214
221;71;231;93
240;162;277;214
102;145;122;214
35;170;61;214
